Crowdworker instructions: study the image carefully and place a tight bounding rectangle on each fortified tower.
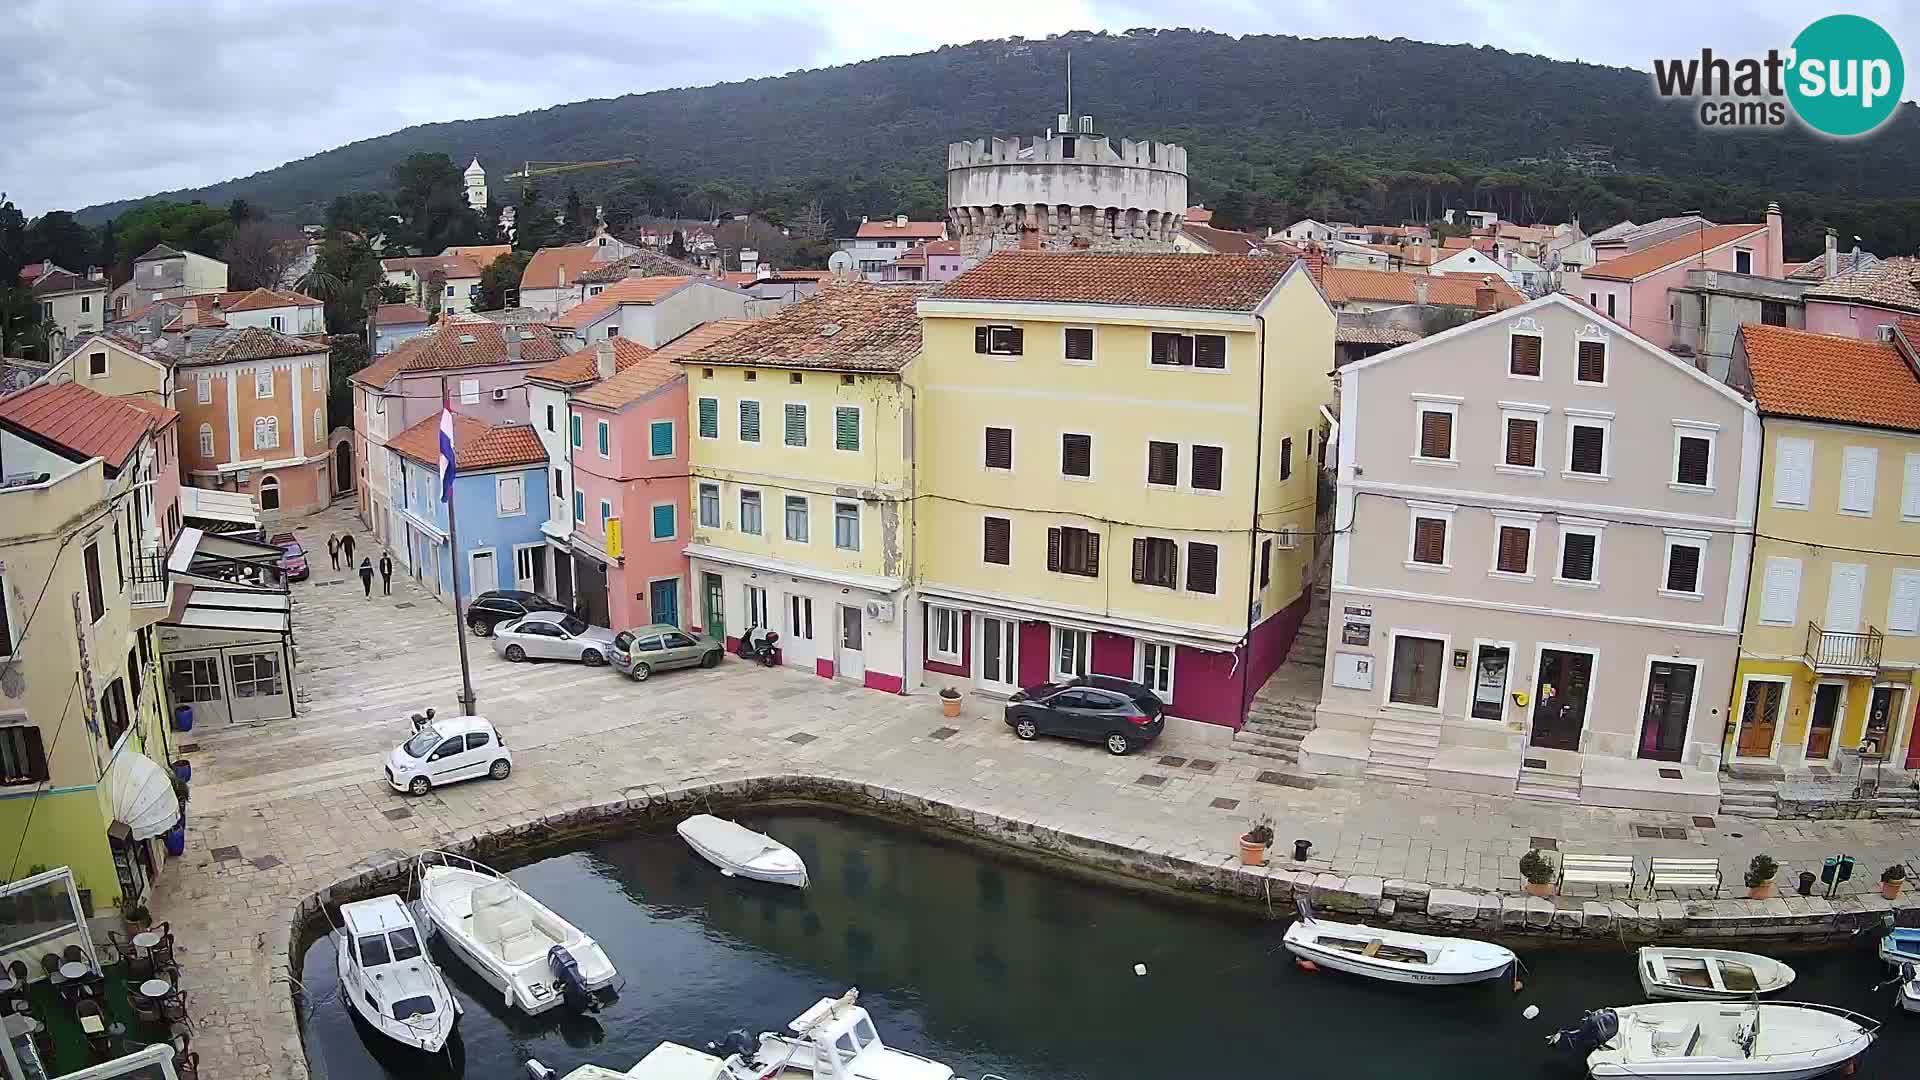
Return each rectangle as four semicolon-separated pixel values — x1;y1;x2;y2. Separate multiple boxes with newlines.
945;115;1188;256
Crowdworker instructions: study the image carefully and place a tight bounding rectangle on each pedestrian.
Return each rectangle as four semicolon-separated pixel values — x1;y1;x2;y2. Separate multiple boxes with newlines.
358;556;374;598
378;551;394;596
327;533;341;571
341;533;357;565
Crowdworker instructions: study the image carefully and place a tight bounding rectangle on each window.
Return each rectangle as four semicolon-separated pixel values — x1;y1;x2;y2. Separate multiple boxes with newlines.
790;372;802;385
1407;505;1452;568
573;489;585;522
1132;537;1179;588
80;295;90;314
745;371;757;382
1588;292;1598;307
783;403;807;447
834;407;860;452
1773;437;1813;508
270;315;284;332
230;651;283;698
1416;402;1456;462
1889;570;1920;635
88;351;107;377
1904;453;1920;521
312;364;322;391
196;375;211;404
1063;328;1094;362
1149;332;1227;369
649;419;673;458
570;413;582;448
84;543;105;622
255;370;273;398
1185;541;1219;593
0;723;48;785
740;490;763;535
1388;634;1445;708
1734;249;1753;274
1761;300;1788;327
974;325;1023;355
1279;437;1292;481
1663;533;1707;596
1146;441;1179;486
1054;628;1090;681
1605;294;1616;318
1047;526;1100;577
651;503;674;540
1509;333;1542;377
314;408;323;443
697;398;718;439
446;285;456;297
198;425;214;458
739;400;761;442
606;327;620;339
597;419;611;458
929;606;962;663
1575;339;1606;384
1494;522;1533;576
1260;539;1273;588
1061;433;1092;478
1558;526;1601;584
784;495;809;542
1674;429;1714;489
1566;416;1610;477
1841;445;1878;515
600;499;613;529
552;467;563;496
252;416;279;450
833;501;860;550
1193;335;1226;369
458;378;479;405
1138;641;1173;701
496;474;524;516
1503;415;1539;468
1191;444;1223;491
983;516;1010;564
984;427;1013;470
698;483;720;528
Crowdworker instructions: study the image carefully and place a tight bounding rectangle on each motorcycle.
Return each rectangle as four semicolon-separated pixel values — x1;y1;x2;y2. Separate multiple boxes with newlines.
737;625;781;667
408;707;438;735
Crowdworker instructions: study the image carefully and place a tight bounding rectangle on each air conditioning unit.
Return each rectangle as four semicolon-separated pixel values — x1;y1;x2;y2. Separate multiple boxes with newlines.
863;600;895;623
492;387;509;402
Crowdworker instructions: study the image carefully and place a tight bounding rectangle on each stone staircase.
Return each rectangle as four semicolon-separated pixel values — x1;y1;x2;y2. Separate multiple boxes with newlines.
1232;582;1329;767
1514;767;1583;803
1363;713;1439;784
1718;778;1781;819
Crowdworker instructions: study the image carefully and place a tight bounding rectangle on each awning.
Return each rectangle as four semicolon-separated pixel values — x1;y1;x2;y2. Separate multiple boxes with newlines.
106;751;180;842
166;585;292;634
166;526;204;573
179;486;258;528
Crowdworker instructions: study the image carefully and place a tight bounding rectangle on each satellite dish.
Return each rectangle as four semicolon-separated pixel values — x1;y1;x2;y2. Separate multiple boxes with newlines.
827;250;854;272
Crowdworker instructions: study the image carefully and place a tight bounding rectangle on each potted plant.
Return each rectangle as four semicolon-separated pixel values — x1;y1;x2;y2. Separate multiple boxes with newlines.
1745;854;1779;899
1519;849;1556;897
1882;864;1906;900
120;897;151;933
1240;819;1275;867
939;686;962;719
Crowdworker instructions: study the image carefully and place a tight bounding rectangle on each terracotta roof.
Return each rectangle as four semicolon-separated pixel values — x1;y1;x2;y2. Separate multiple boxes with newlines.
934;251;1294;311
161;303;227;331
163;326;326;367
134;244;183;262
527;337;659;387
854;220;946;240
380;254;482;279
111;291;254;325
718;272;759;286
223;288;319;313
352;322;568;387
31;270;102;295
1583;224;1767;281
373;303;431;326
575;251;702;284
1802;256;1920;315
387;413;546;471
550;276;701;330
1321;268;1522;309
766;269;834;281
0;381;175;470
1185;207;1214;224
576;321;752;409
680;284;923;373
1738;323;1920;432
1181;224;1264;255
440;244;513;266
1786;251;1880;282
521;244;606;291
1335;324;1425;346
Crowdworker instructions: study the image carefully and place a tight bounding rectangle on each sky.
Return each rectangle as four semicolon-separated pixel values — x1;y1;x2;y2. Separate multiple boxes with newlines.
2;0;1916;217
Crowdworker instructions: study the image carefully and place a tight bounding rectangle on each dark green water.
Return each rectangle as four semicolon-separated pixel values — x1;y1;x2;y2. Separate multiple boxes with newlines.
298;808;1915;1079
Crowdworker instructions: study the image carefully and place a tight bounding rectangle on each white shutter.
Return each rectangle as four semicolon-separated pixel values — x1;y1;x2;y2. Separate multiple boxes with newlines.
1772;438;1812;508
1890;570;1920;634
460;378;481;405
1759;557;1801;625
1841;446;1878;513
496;475;523;515
1903;453;1920;520
1824;563;1866;632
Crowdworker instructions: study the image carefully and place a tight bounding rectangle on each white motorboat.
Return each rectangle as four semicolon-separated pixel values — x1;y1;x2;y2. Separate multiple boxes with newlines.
1637;948;1796;1001
1549;1002;1878;1079
336;895;460;1052
1899;967;1920;1015
526;1042;748;1080
1879;927;1920;967
1282;897;1516;986
414;850;617;1015
677;814;809;888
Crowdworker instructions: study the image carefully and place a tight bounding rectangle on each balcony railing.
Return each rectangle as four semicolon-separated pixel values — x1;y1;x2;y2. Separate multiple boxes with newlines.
1805;622;1883;672
129;553;170;608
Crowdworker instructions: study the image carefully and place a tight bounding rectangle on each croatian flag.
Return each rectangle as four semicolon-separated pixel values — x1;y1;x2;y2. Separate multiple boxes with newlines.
437;392;457;503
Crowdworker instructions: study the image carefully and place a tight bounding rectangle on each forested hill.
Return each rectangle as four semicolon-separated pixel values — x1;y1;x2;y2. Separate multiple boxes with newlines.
74;29;1920;251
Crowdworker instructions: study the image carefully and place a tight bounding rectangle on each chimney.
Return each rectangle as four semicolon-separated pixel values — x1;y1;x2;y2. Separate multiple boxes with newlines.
505;325;521;360
1412;278;1429;306
595;340;615;380
895;214;907;228
86;266;104;283
1764;201;1784;277
178;301;199;328
1824;227;1839;280
1474;279;1499;314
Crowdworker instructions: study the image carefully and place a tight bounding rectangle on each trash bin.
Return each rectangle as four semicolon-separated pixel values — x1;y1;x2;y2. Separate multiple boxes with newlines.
173;705;194;733
163;825;185;858
172;759;191;784
1797;871;1816;896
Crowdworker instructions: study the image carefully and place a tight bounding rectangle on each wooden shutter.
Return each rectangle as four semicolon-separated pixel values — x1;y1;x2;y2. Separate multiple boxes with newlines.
1758;557;1801;624
984;427;1013;468
1132;538;1149;584
984;517;1010;564
1062;434;1092;476
1194;335;1227;369
1412;518;1446;564
1064;328;1094;361
1570;425;1605;474
1665;544;1701;593
1496;526;1530;574
1505;418;1537;467
1147;441;1179;485
1149;332;1183;366
24;728;47;784
1046;527;1061;572
1891;570;1920;634
1676;436;1711;486
1191;445;1223;490
1576;340;1606;383
835;407;859;451
1841;446;1877;513
1006;327;1024;355
1085;531;1100;576
1509;334;1541;376
1773;438;1812;507
974;326;991;353
1280;437;1292;481
739;400;759;441
1560;533;1596;581
1903;452;1920;519
1186;542;1218;593
784;403;807;446
1419;410;1452;459
697;397;717;438
1825;563;1866;631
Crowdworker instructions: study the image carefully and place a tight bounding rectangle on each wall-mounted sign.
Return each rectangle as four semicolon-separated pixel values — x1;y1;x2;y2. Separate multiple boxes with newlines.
1332;651;1374;691
1341;616;1372;647
1453;649;1470;669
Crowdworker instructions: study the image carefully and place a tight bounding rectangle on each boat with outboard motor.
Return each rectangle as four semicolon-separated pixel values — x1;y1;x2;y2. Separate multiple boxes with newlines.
336;895;460;1052
1880;926;1920;968
1548;1001;1877;1079
414;850;617;1015
1282;896;1517;986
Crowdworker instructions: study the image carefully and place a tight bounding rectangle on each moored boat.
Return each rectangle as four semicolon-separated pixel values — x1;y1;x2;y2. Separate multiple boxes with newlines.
1636;947;1795;1001
1548;1001;1877;1079
677;814;809;888
1879;926;1920;967
414;850;617;1015
1282;897;1516;986
336;895;460;1052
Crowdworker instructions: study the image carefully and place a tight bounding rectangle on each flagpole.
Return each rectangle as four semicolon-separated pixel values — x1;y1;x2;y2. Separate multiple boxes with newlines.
440;375;479;716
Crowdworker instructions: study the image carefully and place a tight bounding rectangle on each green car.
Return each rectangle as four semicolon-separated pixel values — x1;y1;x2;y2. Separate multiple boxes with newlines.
609;625;724;681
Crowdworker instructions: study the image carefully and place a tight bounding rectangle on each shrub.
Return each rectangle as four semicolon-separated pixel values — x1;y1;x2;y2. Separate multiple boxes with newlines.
1745;854;1779;889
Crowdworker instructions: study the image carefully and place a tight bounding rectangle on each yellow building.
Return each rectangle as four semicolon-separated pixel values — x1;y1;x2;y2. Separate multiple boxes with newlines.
1724;323;1920;772
677;284;923;691
913;252;1334;729
0;382;184;911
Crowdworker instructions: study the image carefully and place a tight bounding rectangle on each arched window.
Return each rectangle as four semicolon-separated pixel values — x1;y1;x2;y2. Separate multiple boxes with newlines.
198;424;214;458
253;416;279;450
258;474;281;512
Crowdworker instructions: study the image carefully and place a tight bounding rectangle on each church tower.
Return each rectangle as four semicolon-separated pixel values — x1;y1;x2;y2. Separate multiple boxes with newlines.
463;158;488;211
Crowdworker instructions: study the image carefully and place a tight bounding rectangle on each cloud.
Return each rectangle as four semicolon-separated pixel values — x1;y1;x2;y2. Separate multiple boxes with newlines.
1;0;1914;217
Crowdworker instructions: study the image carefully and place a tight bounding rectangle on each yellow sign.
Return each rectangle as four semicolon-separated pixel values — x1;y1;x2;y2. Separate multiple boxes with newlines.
606;517;622;559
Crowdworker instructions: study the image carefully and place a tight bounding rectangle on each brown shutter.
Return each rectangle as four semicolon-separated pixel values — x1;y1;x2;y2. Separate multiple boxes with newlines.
1147;441;1179;485
1509;334;1542;376
984;517;1010;564
985;427;1012;469
1505;418;1537;467
1570;426;1605;473
1497;526;1530;574
1047;527;1061;572
974;326;990;353
1085;531;1100;576
1419;411;1453;459
1191;445;1223;490
1186;542;1218;593
1063;434;1091;476
1676;436;1710;486
1007;327;1024;355
1194;335;1226;369
1577;340;1606;383
1280;437;1292;481
1064;328;1093;361
1413;518;1447;564
1666;544;1701;593
1561;533;1595;580
25;728;48;784
1132;538;1148;584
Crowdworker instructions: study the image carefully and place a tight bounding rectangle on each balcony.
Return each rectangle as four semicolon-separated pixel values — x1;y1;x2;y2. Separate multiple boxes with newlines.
128;553;170;608
1805;622;1883;674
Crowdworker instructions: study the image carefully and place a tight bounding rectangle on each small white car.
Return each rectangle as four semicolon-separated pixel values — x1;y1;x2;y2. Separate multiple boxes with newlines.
386;716;512;796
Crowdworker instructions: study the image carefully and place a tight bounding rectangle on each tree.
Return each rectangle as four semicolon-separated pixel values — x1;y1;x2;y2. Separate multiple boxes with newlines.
0;288;47;362
24;212;99;273
667;229;687;260
476;251;531;311
300;233;381;335
111;201;231;277
376;282;409;304
326;334;368;432
423;268;447;317
97;219;118;285
228;199;254;225
389;152;484;254
326;192;401;239
787;201;830;243
0;197;27;284
564;187;585;240
512;183;554;252
223;220;301;290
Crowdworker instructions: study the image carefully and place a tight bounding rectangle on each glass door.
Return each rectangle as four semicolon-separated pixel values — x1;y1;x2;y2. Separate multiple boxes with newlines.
976;616;1017;694
703;573;725;641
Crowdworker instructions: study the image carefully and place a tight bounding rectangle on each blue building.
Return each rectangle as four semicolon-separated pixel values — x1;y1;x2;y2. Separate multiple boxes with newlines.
386;413;549;602
371;303;432;356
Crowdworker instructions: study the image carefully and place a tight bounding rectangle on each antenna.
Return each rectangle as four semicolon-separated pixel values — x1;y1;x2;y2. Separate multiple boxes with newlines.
1066;50;1072;125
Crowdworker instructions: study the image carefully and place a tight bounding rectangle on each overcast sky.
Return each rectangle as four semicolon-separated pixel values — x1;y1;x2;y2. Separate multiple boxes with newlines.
2;0;1915;217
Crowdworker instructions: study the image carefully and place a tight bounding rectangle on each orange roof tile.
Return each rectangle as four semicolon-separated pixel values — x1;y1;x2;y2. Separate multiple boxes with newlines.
526;338;660;387
373;303;432;326
223;288;319;313
1738;323;1920;431
0;381;175;471
386;413;546;471
440;244;513;267
681;285;923;373
351;323;568;387
1181;224;1264;254
1803;255;1920;314
576;321;752;410
1583;224;1767;281
520;244;606;291
934;251;1294;311
1321;268;1522;308
855;220;946;240
549;276;701;330
1185;207;1214;224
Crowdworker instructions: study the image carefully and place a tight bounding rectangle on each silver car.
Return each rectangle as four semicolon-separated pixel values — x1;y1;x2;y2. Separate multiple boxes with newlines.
492;611;619;667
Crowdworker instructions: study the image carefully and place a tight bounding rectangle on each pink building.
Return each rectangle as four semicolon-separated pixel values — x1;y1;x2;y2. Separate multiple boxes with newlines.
1576;207;1784;347
1802;256;1920;341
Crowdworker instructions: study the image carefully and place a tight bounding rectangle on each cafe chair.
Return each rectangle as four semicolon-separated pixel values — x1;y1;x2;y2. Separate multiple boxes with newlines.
60;945;85;966
6;960;25;985
149;933;177;975
76;998;112;1057
36;955;57;978
174;1050;199;1080
131;987;162;1026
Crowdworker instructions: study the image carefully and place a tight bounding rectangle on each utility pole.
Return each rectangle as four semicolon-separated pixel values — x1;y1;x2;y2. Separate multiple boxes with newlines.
440;375;478;716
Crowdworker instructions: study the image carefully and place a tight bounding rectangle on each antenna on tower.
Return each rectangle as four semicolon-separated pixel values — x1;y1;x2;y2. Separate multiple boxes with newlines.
1066;50;1073;123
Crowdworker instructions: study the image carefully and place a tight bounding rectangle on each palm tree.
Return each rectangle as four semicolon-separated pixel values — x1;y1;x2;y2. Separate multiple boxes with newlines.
296;267;344;304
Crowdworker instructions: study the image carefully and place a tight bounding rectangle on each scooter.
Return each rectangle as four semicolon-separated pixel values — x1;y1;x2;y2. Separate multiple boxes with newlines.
737;626;781;667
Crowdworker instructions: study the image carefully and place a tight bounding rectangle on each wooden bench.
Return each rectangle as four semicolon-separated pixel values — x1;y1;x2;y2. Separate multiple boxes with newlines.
1559;852;1636;893
1648;857;1722;896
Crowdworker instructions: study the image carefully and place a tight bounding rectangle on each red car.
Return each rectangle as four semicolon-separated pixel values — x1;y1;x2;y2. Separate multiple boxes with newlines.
270;532;310;582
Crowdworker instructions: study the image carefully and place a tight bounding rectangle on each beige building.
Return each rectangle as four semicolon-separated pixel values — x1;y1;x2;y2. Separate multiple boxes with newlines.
1304;293;1760;813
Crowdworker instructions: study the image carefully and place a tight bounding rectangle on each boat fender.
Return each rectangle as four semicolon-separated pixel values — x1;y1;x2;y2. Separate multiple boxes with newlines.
548;944;591;1006
1294;959;1318;973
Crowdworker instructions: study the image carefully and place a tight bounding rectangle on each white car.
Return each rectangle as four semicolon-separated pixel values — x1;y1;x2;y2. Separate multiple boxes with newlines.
386;716;512;796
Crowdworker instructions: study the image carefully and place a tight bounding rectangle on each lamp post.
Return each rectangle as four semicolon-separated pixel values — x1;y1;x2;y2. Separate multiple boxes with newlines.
439;375;478;716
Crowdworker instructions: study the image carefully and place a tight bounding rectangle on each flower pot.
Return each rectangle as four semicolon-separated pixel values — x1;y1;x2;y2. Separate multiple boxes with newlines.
1747;881;1777;900
172;759;191;784
941;696;962;718
1239;840;1269;867
1522;881;1554;898
1882;879;1904;900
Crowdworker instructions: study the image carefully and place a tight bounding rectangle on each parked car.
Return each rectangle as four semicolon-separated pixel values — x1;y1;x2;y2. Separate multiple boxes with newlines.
492;611;619;666
609;625;724;681
385;715;512;796
1004;675;1165;755
270;532;309;582
466;590;567;637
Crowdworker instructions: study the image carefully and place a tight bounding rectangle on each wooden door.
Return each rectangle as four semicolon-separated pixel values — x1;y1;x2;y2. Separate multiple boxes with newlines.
1808;682;1843;760
1736;680;1783;759
1530;650;1592;751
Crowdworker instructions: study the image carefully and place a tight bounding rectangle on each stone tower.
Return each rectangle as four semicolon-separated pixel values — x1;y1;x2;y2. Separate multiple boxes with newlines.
946;116;1187;257
464;158;488;212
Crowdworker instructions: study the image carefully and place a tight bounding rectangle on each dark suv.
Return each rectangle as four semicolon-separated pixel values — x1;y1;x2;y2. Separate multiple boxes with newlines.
1005;675;1166;755
466;590;567;637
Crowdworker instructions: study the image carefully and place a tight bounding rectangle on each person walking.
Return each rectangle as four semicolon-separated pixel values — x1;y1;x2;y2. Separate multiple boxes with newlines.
341;533;357;565
378;551;394;596
358;556;374;598
327;534;341;571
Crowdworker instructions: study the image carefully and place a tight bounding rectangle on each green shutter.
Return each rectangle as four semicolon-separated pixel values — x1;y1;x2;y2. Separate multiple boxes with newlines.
740;401;760;441
835;407;859;452
784;403;807;447
650;420;673;457
652;504;674;540
697;397;718;438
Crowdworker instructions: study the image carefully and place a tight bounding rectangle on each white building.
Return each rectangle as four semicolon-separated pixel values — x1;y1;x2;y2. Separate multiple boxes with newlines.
30;268;108;360
837;217;948;280
547;277;752;348
465;159;488;211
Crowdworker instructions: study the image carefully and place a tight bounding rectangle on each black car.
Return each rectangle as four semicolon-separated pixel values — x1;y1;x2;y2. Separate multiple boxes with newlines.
1004;675;1165;755
466;590;568;636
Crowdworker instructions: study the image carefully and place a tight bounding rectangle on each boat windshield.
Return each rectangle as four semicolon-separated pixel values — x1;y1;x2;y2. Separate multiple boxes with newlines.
391;994;437;1020
402;728;439;758
357;933;392;967
388;927;422;962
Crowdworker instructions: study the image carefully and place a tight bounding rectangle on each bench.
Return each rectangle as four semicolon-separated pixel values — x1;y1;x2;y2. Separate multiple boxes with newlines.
1559;852;1636;893
1648;857;1722;896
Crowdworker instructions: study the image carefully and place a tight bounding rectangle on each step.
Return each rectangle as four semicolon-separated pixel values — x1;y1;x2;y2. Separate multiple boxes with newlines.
1874;807;1920;819
1873;795;1920;807
1719;780;1779;797
1718;805;1781;819
1364;763;1430;785
1374;716;1443;740
1718;794;1776;810
1236;743;1300;764
1249;698;1319;720
1367;748;1435;771
1234;731;1305;753
1241;720;1314;741
1514;784;1582;803
1515;770;1582;792
1371;730;1441;754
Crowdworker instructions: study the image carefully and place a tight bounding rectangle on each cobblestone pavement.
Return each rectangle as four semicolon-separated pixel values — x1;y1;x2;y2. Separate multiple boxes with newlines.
153;505;1920;1079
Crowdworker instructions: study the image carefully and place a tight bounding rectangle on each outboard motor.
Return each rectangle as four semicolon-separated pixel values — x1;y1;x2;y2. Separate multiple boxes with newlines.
525;1061;557;1080
547;944;591;1008
713;1030;758;1061
1547;1009;1619;1059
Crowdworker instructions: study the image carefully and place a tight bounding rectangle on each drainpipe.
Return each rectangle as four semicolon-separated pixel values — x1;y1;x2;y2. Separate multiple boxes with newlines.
1723;417;1765;763
1238;312;1270;728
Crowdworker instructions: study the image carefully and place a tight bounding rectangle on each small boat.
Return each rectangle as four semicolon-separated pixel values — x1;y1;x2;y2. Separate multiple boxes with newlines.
1879;926;1920;967
1282;897;1517;986
677;814;809;888
1637;947;1795;1001
336;895;460;1052
1549;1002;1877;1079
526;1042;748;1080
1897;964;1920;1015
415;850;617;1015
